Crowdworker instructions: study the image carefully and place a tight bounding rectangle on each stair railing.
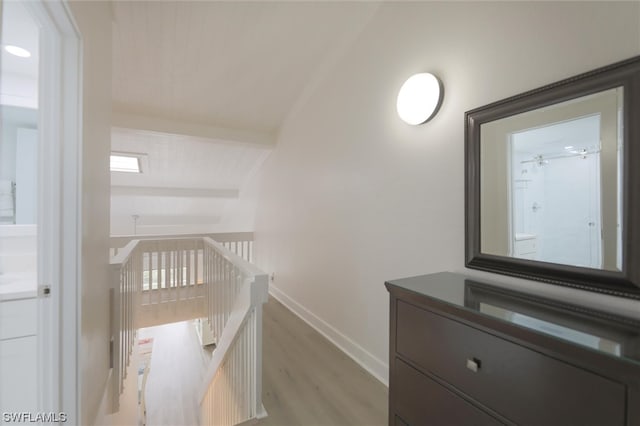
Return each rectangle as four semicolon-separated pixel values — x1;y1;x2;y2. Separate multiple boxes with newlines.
108;235;268;424
199;237;269;425
109;239;143;413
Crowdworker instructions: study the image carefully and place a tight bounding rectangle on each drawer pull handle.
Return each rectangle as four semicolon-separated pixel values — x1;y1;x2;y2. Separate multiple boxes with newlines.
466;358;481;373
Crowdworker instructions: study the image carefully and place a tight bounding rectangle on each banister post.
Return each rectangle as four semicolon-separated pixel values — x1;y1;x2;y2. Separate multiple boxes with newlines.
251;274;269;419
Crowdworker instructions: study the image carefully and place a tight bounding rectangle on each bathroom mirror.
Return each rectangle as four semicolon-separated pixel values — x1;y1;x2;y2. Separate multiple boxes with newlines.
1;105;38;225
466;56;640;298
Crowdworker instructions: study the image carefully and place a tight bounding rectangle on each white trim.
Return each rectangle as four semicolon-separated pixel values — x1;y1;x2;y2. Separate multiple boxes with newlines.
268;284;389;387
507;134;514;257
57;1;82;420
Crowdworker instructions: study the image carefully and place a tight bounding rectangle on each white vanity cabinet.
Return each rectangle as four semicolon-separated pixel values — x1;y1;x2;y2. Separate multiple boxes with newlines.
513;233;537;260
0;297;37;413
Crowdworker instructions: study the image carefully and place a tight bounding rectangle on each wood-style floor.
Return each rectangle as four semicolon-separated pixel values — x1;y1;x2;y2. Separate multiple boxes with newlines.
258;297;388;426
139;321;213;426
140;296;388;426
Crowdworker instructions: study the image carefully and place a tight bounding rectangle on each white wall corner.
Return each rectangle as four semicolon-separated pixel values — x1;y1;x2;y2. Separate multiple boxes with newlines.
268;284;388;387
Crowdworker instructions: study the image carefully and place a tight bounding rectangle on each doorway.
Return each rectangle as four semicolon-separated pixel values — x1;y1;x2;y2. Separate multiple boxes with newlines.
0;0;81;421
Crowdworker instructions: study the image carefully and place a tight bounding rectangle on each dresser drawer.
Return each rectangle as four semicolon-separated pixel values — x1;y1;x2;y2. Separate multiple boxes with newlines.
394;358;503;426
396;300;627;426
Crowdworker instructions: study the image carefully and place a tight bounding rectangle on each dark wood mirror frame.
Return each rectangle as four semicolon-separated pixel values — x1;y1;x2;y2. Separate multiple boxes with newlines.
465;55;640;299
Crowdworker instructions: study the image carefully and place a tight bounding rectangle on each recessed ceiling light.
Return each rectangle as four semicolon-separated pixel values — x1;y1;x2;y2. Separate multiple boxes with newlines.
4;45;31;58
110;154;141;173
564;146;574;150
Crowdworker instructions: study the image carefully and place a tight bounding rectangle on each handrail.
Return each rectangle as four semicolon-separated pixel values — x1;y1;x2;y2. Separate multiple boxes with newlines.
108;235;268;424
108;239;143;413
109;239;139;265
111;232;254;264
202;237;263;283
199;238;269;425
198;279;253;401
110;232;254;247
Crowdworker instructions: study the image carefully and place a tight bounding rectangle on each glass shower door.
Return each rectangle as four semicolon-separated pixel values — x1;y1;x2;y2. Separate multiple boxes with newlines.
510;114;604;269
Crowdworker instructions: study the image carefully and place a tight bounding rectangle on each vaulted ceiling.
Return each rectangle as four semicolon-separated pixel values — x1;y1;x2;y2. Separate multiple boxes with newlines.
110;1;378;235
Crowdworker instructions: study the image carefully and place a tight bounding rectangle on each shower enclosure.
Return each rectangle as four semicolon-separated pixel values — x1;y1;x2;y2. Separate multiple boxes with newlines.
509;114;603;269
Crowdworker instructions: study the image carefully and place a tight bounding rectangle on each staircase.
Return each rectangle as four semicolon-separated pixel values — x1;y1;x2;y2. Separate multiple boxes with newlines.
109;233;268;425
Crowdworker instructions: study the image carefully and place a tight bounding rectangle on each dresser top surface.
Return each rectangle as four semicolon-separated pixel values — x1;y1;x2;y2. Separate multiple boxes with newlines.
385;272;640;366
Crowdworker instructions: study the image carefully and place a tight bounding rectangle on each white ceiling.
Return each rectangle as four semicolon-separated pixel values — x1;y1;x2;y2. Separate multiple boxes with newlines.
111;128;271;190
513;114;601;157
110;127;271;235
110;1;378;235
112;1;378;134
1;1;39;108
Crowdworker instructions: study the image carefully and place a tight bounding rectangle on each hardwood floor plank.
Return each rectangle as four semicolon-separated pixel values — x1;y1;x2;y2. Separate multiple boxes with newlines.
258;297;388;426
139;321;212;426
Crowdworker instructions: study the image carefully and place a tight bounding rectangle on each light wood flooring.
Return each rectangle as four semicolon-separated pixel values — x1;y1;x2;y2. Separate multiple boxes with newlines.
258;297;388;426
140;296;388;426
139;321;213;426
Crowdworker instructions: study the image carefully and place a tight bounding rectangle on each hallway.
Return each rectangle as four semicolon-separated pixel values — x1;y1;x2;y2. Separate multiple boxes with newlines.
140;296;387;426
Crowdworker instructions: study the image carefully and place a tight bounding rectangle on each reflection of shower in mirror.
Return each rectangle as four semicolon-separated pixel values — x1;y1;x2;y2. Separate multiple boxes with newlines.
509;114;603;268
533;155;548;166
472;69;630;291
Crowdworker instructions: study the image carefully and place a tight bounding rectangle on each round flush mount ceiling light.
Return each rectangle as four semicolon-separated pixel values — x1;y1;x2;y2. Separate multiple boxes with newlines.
396;72;443;125
4;45;31;58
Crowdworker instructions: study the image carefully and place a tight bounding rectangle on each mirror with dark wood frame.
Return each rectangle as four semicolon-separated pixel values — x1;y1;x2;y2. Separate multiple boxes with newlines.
465;55;640;299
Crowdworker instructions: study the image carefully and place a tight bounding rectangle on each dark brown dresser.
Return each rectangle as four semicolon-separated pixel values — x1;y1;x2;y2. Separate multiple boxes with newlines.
385;272;640;426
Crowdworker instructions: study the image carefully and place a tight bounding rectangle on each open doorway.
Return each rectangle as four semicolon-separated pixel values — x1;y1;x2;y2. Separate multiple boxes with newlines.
0;0;42;416
0;0;81;421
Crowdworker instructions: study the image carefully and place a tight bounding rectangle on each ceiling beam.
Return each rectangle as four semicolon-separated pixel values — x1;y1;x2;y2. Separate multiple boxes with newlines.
112;111;276;147
111;185;239;199
133;215;222;226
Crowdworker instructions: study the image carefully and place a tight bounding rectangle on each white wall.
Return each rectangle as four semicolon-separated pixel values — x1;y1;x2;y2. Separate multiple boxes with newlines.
109;179;265;236
253;2;640;385
67;1;113;424
0;106;37;185
0;107;37;226
15;128;38;224
109;182;263;236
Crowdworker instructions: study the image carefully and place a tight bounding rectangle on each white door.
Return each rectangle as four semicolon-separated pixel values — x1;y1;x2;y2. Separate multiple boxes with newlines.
1;0;81;421
0;1;43;417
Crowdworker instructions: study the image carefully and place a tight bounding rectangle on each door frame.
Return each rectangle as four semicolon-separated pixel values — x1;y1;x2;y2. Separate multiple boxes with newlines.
21;0;82;422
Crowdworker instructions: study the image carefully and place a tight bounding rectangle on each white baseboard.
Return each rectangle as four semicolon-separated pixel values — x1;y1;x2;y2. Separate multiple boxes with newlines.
268;284;388;386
